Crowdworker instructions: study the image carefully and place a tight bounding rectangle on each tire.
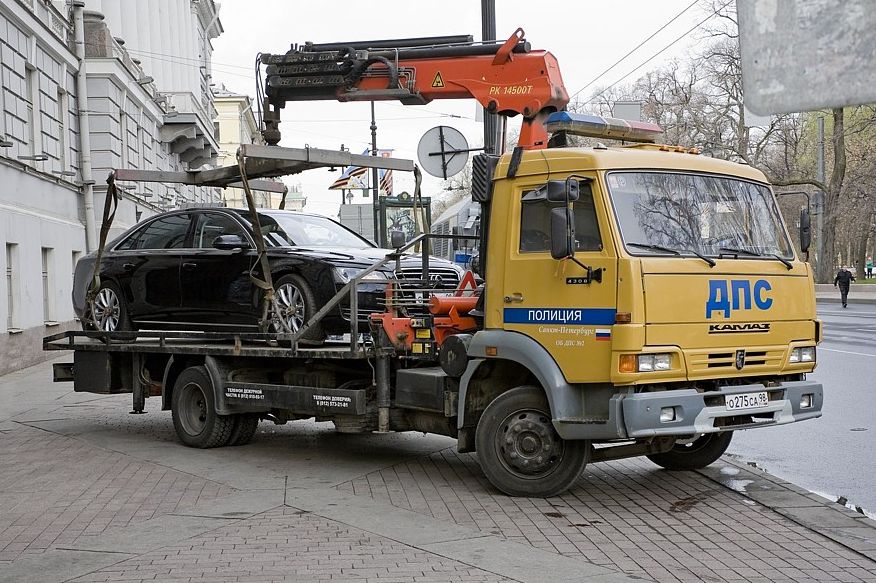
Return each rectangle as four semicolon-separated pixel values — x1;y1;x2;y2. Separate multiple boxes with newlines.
227;414;259;446
647;431;734;471
171;366;233;448
475;386;590;497
272;274;325;345
87;281;133;332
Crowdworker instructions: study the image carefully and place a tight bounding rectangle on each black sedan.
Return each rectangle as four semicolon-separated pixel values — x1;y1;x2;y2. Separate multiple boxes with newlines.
73;208;464;343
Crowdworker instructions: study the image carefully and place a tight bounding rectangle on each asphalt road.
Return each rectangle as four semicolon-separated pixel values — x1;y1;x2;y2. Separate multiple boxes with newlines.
728;300;876;513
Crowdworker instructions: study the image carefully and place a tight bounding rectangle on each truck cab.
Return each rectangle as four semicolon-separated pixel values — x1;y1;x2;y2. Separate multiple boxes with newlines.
460;122;822;496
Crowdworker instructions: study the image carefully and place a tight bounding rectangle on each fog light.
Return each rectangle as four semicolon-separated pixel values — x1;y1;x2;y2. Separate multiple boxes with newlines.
800;346;815;362
660;407;676;422
801;394;813;409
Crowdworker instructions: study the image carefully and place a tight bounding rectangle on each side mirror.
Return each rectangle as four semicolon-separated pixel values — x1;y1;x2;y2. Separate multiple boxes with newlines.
390;230;406;249
799;207;811;253
546;178;580;202
213;234;250;251
550;207;575;260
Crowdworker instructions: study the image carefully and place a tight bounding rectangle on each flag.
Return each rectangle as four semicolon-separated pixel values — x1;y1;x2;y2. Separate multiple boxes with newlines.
379;168;393;195
327;148;394;192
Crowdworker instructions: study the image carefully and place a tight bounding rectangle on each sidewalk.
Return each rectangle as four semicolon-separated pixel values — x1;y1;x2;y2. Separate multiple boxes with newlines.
1;359;875;583
815;283;876;305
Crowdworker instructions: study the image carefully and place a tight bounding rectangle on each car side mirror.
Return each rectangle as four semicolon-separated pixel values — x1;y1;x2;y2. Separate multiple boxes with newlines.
799;207;811;253
550;207;575;260
390;230;406;249
213;234;250;251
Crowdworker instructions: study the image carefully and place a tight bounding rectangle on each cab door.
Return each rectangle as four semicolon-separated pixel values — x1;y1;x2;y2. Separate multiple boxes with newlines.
502;176;617;383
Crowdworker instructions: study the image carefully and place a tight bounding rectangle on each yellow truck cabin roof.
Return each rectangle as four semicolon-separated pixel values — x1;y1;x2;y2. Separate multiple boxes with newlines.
496;146;769;184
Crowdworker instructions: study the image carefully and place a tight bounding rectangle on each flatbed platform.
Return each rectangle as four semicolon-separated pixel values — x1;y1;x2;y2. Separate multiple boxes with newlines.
43;330;375;360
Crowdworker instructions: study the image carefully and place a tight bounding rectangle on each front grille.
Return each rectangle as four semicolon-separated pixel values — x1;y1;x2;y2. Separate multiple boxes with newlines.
395;266;461;293
688;348;784;374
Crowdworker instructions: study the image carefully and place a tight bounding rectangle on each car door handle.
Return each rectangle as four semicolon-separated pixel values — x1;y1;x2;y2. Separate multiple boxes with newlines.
182;262;198;271
503;292;524;303
122;262;135;272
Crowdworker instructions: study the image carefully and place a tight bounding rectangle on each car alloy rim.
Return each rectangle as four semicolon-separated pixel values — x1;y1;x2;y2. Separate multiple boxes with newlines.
276;282;306;332
495;408;564;478
93;287;121;331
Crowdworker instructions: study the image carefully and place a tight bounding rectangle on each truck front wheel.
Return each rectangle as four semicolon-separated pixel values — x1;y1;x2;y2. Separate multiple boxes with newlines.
647;431;733;471
475;386;589;497
171;366;233;448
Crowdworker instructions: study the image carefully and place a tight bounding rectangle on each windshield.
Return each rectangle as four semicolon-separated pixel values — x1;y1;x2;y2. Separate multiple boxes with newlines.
606;172;794;258
255;212;374;248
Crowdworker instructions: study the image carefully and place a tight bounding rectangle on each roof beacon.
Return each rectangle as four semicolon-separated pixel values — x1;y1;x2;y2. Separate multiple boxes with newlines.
545;111;664;144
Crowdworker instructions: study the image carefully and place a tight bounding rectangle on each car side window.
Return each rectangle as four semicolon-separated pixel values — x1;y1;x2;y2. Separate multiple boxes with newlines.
519;181;602;253
130;214;191;250
194;213;247;249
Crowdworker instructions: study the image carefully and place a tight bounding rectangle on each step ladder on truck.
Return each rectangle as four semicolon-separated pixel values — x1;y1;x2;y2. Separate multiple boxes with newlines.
45;30;823;497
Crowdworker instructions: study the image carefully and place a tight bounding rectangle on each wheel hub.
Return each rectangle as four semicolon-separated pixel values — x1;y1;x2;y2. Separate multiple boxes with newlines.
497;410;563;476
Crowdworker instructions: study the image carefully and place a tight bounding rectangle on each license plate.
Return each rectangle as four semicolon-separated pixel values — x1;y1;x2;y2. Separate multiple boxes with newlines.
725;391;769;410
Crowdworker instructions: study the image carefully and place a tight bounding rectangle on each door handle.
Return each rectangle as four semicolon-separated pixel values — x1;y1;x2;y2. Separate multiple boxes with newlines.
503;292;524;303
122;262;135;272
182;262;198;271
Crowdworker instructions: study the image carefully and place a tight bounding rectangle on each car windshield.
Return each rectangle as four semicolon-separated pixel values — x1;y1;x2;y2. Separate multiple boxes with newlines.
255;212;374;248
606;171;794;259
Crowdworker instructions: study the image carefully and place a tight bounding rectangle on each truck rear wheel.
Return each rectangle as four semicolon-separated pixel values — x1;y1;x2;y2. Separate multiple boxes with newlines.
647;431;733;471
227;414;259;446
171;366;233;448
475;386;589;497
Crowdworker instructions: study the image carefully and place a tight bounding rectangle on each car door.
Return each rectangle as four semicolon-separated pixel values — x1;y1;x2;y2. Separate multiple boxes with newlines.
179;211;257;327
502;176;618;383
111;212;190;326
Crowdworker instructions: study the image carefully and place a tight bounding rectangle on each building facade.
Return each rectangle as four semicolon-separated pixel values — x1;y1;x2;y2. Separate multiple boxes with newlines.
0;0;223;375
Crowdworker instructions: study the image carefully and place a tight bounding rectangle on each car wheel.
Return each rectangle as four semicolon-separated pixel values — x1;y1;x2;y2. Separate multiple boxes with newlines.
475;386;590;497
227;414;259;446
646;431;733;471
272;274;325;344
88;281;133;332
171;366;234;448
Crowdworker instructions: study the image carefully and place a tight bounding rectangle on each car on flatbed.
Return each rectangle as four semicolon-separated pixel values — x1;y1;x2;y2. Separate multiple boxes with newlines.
73;208;463;342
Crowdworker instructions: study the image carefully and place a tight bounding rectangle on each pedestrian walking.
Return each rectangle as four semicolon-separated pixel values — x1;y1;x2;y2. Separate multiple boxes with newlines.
834;266;855;308
867;256;873;279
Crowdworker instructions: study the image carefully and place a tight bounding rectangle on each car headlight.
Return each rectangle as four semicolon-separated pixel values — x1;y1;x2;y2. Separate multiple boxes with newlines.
333;267;388;283
789;346;816;364
636;353;672;372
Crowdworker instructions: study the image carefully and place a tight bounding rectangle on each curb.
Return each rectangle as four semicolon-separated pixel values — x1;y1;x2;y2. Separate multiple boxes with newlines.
816;296;876;305
699;457;876;560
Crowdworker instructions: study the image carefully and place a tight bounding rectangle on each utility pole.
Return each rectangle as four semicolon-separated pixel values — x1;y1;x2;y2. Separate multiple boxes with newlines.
815;116;825;277
370;102;382;246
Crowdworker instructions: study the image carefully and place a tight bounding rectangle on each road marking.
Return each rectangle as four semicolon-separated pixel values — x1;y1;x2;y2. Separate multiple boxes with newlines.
820;347;876;357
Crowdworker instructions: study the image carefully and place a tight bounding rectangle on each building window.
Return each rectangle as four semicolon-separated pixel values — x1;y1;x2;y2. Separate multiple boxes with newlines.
58;88;69;171
42;247;53;323
6;244;17;330
26;67;37;156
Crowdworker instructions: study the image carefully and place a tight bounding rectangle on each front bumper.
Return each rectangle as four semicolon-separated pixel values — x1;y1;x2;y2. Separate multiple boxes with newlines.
620;380;823;438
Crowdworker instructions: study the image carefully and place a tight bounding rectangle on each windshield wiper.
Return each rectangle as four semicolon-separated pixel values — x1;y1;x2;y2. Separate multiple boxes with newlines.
719;247;792;270
628;242;715;267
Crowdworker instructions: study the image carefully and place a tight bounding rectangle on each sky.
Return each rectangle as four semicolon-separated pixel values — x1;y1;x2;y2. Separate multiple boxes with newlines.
210;0;709;219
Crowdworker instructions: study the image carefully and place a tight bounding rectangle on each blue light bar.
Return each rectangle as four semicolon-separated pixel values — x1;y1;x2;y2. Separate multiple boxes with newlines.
545;111;664;144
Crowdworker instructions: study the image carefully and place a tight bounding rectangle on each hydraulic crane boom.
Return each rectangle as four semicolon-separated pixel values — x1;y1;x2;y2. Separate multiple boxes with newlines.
258;28;569;150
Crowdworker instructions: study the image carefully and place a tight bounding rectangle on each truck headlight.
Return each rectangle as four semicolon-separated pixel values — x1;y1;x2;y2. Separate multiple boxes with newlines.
789;346;816;364
637;353;672;372
334;267;388;283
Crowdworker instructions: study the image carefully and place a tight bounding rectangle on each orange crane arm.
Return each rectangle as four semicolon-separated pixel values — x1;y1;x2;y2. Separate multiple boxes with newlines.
259;29;569;150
